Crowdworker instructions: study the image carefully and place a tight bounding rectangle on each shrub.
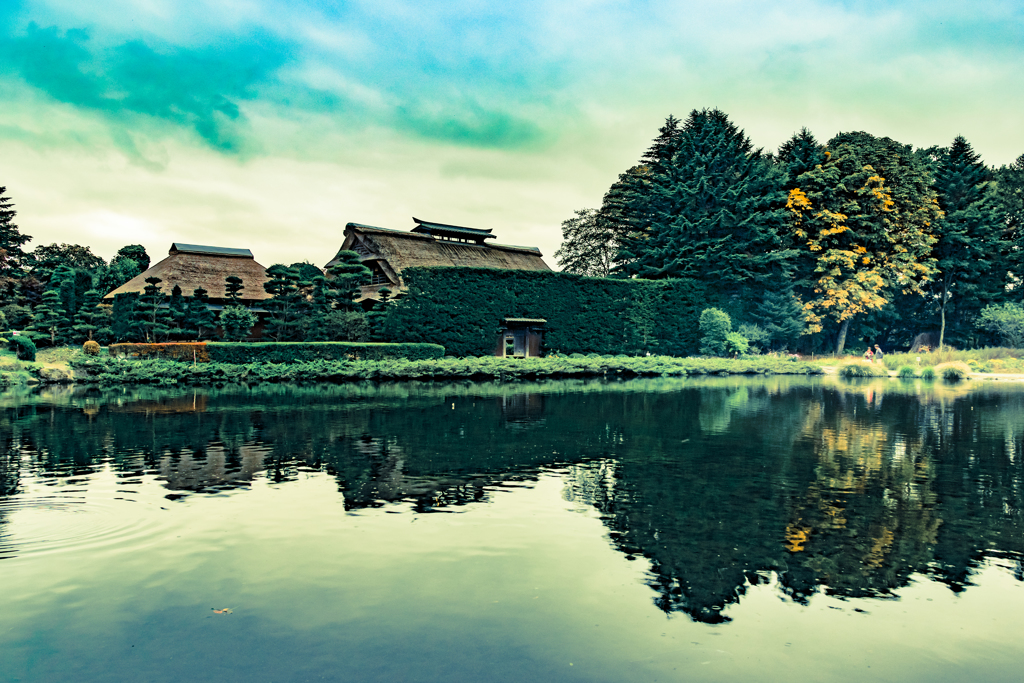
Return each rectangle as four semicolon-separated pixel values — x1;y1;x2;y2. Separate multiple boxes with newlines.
724;331;750;356
920;367;936;381
977;303;1024;348
220;306;258;342
935;361;971;382
82;340;101;356
205;342;445;364
839;361;887;377
110;342;211;362
9;335;36;361
699;308;733;356
897;365;916;378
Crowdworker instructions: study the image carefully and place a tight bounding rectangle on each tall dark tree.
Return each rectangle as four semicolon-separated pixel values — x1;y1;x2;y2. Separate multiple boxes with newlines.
136;277;171;342
28;243;105;284
325;252;371;311
115;245;150;272
224;275;245;303
0;186;30;289
28;288;68;346
110;293;140;342
618;109;793;302
777;128;826;187
186;287;218;340
263;265;309;341
994;154;1024;283
927;137;1005;348
72;288;105;342
167;285;188;338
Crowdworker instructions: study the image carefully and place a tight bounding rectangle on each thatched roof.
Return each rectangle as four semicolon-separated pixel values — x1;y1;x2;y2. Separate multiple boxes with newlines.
104;243;270;302
326;222;551;300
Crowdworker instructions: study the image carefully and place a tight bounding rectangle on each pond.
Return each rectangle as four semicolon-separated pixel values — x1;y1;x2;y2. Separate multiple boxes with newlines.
2;377;1023;682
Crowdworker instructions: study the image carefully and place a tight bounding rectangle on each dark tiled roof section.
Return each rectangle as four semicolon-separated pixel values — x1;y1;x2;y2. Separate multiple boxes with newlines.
171;243;254;258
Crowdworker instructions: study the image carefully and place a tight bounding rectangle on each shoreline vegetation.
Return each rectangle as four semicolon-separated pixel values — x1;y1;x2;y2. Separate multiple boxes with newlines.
3;344;1024;387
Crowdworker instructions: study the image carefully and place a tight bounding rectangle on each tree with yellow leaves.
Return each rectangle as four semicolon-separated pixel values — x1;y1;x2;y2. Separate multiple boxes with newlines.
786;132;940;353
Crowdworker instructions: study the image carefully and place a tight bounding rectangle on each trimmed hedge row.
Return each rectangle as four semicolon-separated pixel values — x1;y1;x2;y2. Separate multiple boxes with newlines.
384;267;722;357
110;342;211;361
204;342;444;363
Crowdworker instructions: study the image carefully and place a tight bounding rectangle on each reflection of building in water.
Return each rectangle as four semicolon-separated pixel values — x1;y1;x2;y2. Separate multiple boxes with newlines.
157;443;271;491
500;392;546;428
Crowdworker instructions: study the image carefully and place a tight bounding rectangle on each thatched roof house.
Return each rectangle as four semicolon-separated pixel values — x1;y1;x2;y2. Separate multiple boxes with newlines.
326;218;551;300
105;243;270;303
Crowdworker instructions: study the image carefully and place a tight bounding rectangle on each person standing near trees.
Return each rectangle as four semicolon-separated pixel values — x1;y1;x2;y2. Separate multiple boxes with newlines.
874;345;884;364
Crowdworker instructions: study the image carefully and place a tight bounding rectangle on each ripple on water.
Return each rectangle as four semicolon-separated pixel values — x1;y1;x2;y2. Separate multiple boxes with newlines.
0;488;175;560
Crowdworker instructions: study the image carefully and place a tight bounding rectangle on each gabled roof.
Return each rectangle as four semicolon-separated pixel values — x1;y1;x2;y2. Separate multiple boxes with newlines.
328;222;551;300
105;243;270;301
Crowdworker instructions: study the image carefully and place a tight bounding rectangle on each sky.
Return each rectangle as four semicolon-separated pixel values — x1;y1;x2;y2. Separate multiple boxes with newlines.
1;0;1022;269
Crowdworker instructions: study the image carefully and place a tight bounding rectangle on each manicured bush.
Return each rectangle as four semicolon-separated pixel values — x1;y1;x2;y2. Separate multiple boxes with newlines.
935;361;971;382
839;361;887;377
9;335;36;361
383;267;716;357
82;340;101;356
897;365;916;378
110;342;211;362
205;342;445;364
920;367;936;381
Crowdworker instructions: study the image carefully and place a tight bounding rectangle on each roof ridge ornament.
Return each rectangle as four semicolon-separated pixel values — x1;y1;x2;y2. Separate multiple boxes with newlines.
411;217;496;243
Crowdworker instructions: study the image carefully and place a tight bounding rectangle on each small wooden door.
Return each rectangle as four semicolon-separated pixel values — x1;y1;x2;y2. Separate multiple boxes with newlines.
513;330;527;357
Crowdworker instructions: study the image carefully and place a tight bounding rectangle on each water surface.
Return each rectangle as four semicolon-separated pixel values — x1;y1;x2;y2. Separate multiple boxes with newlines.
2;377;1023;682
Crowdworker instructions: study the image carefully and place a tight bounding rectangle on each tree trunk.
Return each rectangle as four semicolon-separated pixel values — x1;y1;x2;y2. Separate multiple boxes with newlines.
939;301;947;351
835;318;850;355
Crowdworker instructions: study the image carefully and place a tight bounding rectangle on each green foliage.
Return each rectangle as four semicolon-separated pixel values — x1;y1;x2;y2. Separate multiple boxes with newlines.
935;361;971;382
920;367;936;381
185;287;218;340
28;288;67;346
617;110;792;301
72;288;104;342
897;365;917;378
325;251;371;311
839;361;888;377
99;255;143;294
110;292;139;342
224;275;245;303
205;342;445;364
555;208;617;277
699;308;736;356
385;267;711;357
136;277;172;342
725;332;749;356
0;186;31;283
9;335;36;361
219;305;257;342
1;303;31;329
263;265;309;341
977;303;1024;348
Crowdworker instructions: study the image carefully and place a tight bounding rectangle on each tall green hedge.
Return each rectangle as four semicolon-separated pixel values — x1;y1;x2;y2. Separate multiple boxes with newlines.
205;341;444;364
384;267;718;357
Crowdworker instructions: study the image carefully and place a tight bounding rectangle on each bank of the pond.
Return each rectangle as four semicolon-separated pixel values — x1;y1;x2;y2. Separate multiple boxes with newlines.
0;350;825;386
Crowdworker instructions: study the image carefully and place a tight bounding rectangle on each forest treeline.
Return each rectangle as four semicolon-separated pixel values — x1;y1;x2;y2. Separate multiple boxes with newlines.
555;110;1024;353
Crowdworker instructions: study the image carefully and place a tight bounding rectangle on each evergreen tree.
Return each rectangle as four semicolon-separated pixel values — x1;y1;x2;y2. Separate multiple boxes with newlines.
186;287;218;340
72;288;104;342
99;257;143;294
167;285;188;339
325;252;371;310
994;154;1024;281
110;292;140;342
0;186;30;289
28;288;67;346
220;305;257;342
777;128;826;186
786;132;940;353
599;165;653;275
927;136;1005;348
262;265;308;341
136;277;172;342
366;287;393;341
224;275;245;304
618;109;793;302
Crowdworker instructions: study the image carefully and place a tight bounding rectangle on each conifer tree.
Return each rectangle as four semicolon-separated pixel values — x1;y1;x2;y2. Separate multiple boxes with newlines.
186;287;218;340
136;277;171;342
0;186;30;289
28;288;67;346
220;305;257;342
72;288;104;342
167;285;188;339
325;252;371;310
617;109;793;301
366;287;393;341
927;136;1005;348
995;154;1024;278
263;265;308;341
224;275;245;303
110;292;140;342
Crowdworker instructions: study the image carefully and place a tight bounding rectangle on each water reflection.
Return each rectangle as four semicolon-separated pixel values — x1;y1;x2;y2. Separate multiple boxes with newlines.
2;378;1023;623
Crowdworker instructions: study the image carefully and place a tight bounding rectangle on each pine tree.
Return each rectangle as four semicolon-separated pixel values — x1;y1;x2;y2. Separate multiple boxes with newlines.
928;136;1005;348
787;132;940;353
0;186;30;289
136;277;172;342
167;285;188;339
617;109;793;301
28;288;67;346
72;288;104;342
186;287;218;340
262;265;308;341
325;252;371;310
224;275;245;303
110;292;140;342
994;154;1024;282
366;287;393;341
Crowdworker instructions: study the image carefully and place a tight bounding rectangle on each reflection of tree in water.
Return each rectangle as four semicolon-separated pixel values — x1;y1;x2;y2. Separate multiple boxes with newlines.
2;380;1024;618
